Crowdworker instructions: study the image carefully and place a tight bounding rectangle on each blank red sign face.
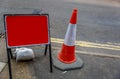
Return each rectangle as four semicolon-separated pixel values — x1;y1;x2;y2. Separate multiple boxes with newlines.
5;15;49;48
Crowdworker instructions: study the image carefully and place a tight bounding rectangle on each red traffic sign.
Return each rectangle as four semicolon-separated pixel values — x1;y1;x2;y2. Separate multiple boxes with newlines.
4;14;50;48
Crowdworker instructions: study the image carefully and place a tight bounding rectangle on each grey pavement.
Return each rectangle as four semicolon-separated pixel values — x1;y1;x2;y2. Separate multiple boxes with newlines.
0;62;6;73
29;50;120;79
0;38;6;74
0;38;120;79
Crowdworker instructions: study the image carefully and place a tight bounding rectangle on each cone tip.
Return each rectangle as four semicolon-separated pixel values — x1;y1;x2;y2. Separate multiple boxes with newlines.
70;8;78;24
73;8;78;13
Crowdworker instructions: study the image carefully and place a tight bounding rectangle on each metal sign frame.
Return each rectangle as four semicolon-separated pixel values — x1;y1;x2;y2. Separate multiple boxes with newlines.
4;14;53;79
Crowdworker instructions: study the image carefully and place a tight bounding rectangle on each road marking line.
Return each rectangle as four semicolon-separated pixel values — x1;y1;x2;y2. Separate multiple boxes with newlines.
52;46;120;58
51;38;120;50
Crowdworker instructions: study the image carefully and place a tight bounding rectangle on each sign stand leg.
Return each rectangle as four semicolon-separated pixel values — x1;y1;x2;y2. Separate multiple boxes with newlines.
8;48;13;58
44;44;53;72
7;48;12;79
44;45;48;56
49;44;53;72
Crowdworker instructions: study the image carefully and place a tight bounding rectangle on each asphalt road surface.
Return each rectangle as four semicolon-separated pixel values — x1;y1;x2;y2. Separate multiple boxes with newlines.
0;0;120;43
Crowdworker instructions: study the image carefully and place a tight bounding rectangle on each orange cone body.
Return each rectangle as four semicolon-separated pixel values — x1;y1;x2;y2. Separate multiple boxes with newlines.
58;9;78;64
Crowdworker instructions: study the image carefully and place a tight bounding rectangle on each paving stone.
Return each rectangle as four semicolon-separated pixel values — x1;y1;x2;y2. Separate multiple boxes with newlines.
0;62;6;73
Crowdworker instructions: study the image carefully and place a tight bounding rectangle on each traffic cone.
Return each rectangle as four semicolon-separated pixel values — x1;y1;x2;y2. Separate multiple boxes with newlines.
58;9;77;64
53;8;83;70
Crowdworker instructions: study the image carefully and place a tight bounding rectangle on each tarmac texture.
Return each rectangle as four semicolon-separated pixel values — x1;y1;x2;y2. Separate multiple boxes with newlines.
0;38;120;79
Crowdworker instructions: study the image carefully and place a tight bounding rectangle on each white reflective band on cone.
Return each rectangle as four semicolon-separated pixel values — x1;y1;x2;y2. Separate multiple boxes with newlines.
64;23;76;46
